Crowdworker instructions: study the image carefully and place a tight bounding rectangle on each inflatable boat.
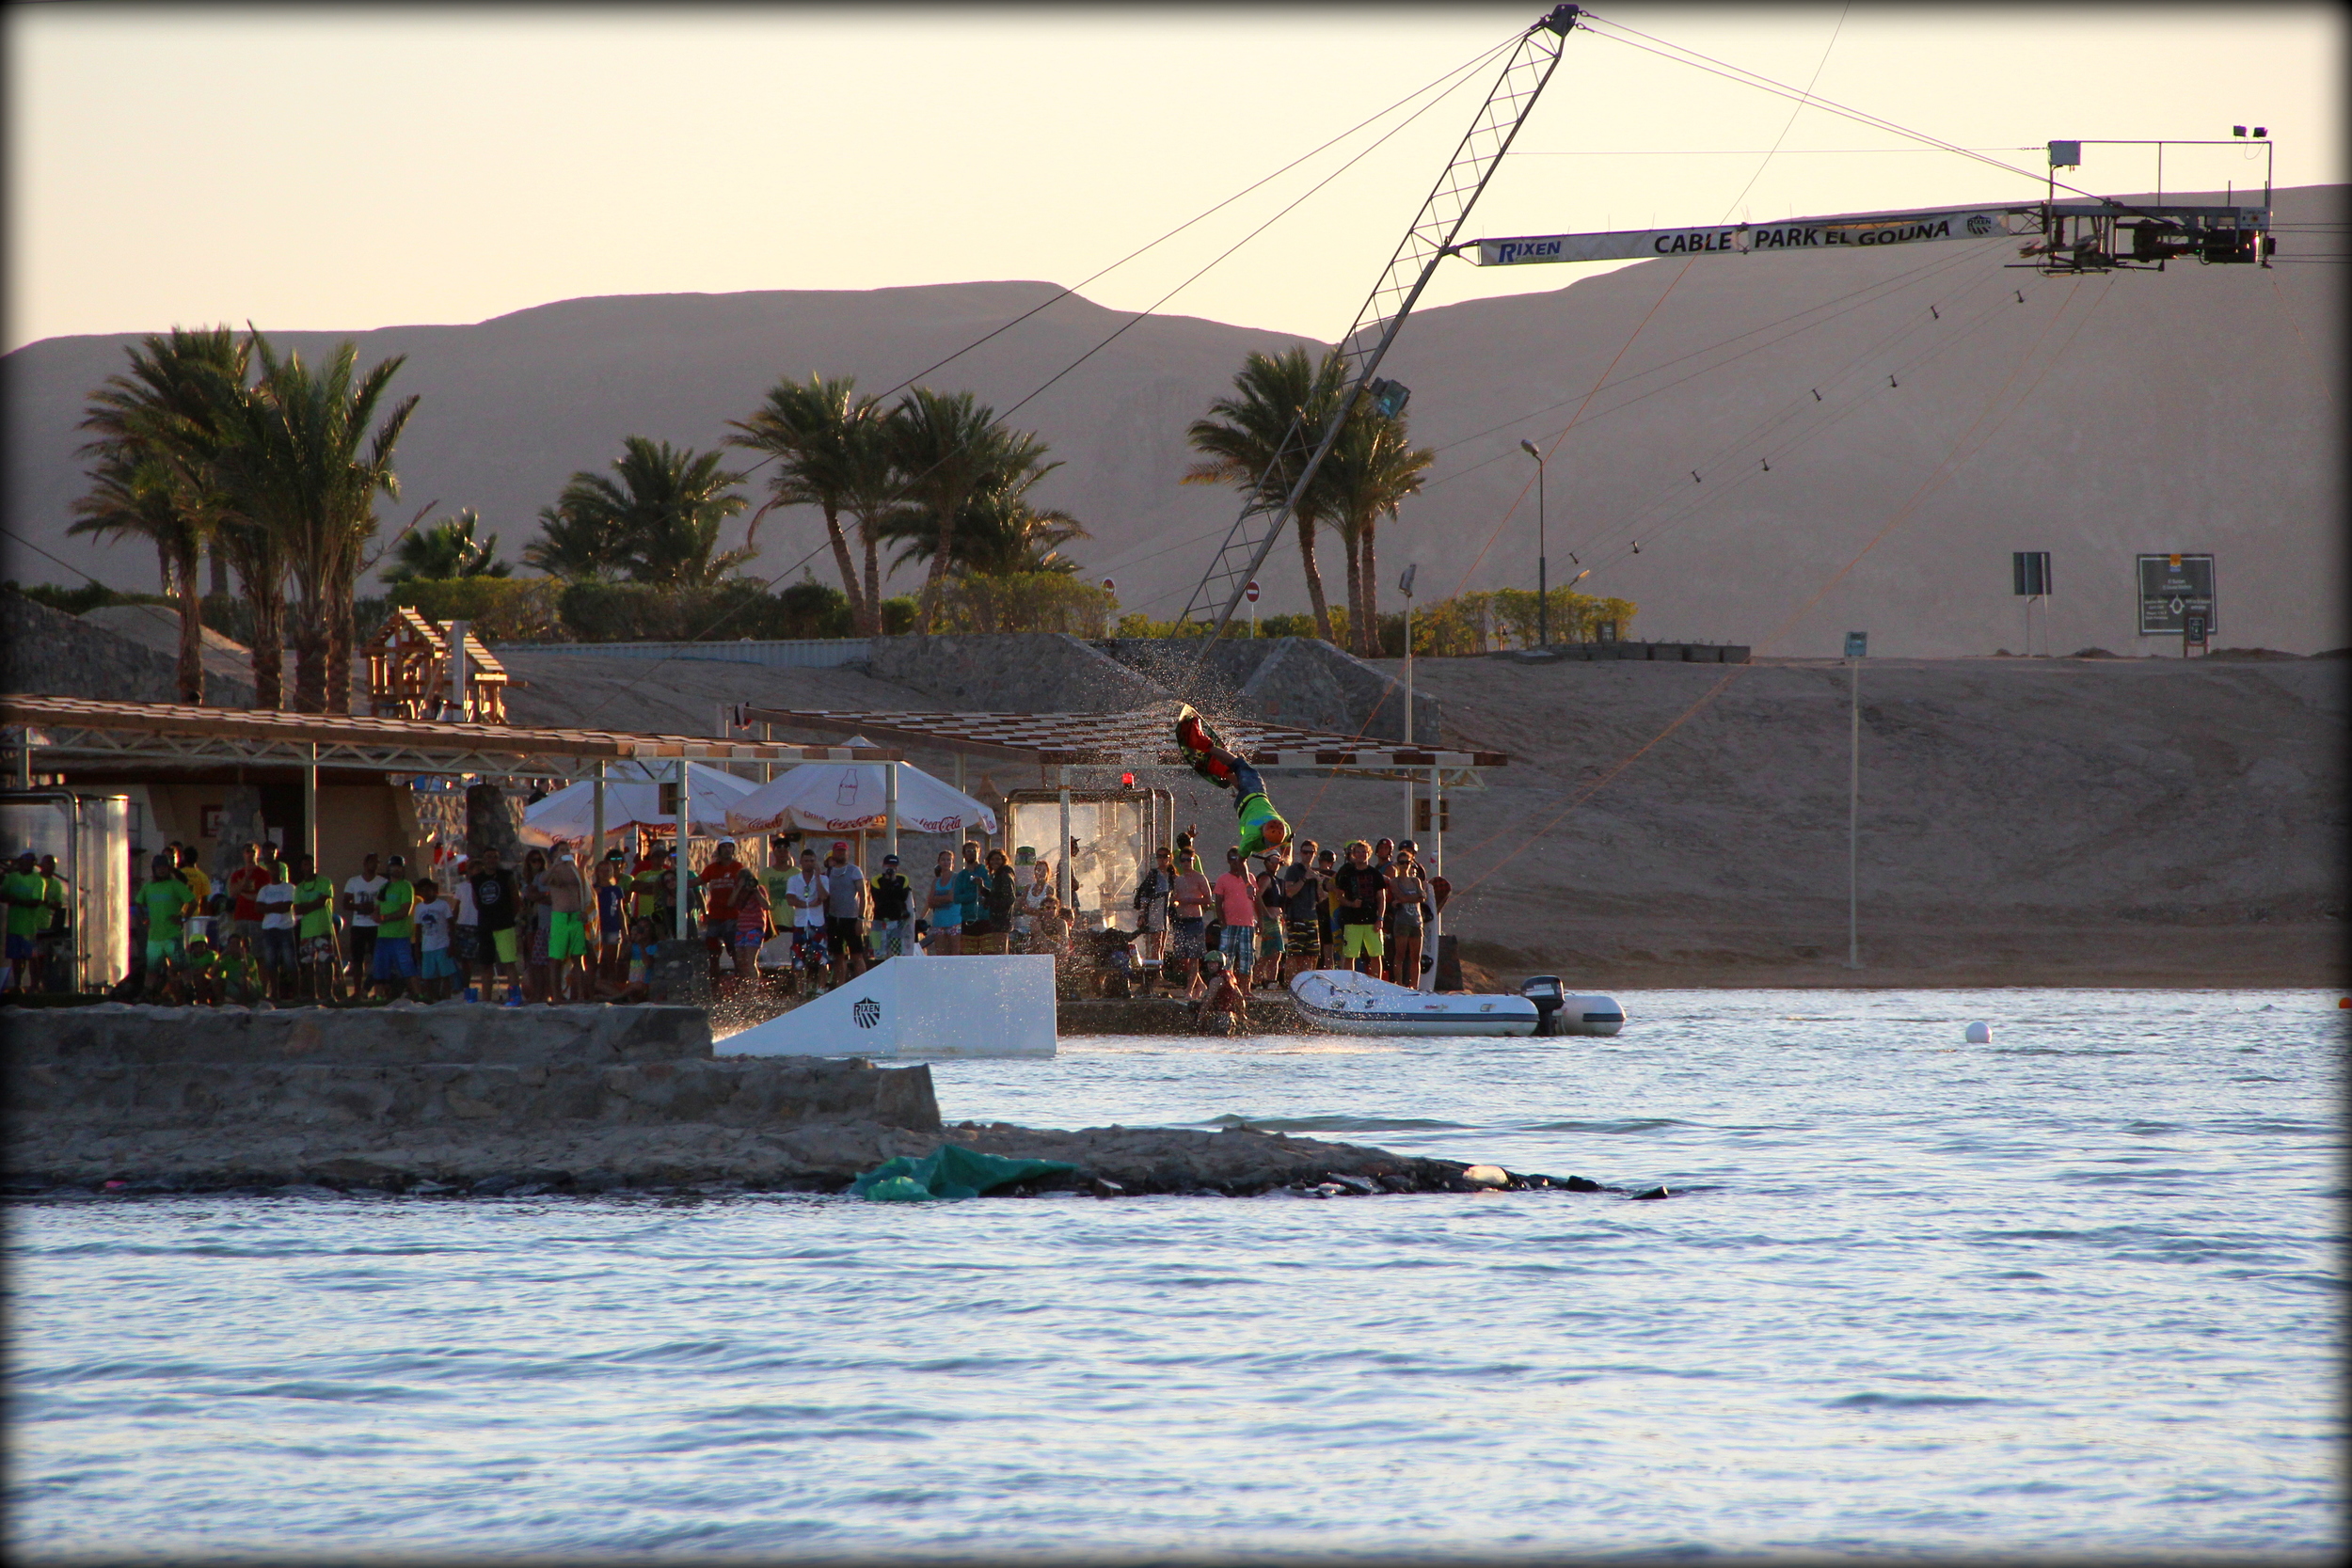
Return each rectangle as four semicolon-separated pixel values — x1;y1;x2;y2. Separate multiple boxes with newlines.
1287;969;1540;1037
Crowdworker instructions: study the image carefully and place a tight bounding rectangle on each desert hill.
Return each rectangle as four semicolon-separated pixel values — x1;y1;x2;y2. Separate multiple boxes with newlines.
5;184;2339;655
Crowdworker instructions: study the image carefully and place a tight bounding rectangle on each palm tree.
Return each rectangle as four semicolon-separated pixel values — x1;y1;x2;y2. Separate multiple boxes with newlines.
1183;344;1352;645
520;499;627;580
878;448;1086;578
216;335;419;714
68;450;206;704
73;326;264;705
886;388;1040;634
385;508;511;584
726;375;898;634
534;437;750;588
1319;403;1434;657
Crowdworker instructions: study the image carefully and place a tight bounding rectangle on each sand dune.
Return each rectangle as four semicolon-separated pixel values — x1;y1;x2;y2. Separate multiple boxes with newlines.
5;185;2338;655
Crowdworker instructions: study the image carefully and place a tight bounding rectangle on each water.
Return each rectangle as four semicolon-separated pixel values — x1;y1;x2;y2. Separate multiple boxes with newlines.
9;989;2343;1561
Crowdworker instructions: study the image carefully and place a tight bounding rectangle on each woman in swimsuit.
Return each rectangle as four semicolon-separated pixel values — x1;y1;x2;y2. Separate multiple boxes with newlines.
1386;846;1430;990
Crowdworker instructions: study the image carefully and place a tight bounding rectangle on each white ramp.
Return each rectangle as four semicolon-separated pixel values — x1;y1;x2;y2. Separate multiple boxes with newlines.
719;955;1057;1060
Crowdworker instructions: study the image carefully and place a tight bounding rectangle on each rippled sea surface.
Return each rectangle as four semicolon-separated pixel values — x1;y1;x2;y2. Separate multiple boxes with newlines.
9;989;2344;1562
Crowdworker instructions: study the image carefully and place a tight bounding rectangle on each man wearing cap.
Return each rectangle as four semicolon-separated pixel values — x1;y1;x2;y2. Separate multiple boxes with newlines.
870;852;914;960
369;854;419;997
822;840;869;984
700;840;742;982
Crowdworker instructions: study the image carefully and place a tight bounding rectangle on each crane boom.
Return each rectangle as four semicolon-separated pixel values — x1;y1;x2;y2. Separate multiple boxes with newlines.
1176;3;1585;648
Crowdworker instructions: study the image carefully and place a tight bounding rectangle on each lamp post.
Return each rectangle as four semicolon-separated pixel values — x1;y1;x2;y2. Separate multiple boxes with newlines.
1399;562;1418;846
1519;440;1548;648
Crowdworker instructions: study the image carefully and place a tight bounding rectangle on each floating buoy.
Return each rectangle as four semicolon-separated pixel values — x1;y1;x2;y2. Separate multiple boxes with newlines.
1963;1021;1991;1043
2338;997;2349;1009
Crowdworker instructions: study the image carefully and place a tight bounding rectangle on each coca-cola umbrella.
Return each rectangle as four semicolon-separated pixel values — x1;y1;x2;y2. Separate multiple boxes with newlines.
518;761;757;848
724;754;997;838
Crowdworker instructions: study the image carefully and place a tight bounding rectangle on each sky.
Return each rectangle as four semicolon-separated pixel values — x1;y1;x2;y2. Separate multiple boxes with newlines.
6;4;2343;354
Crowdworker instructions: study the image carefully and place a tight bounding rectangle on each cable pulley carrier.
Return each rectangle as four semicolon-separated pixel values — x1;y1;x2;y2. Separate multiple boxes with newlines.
1176;4;1587;647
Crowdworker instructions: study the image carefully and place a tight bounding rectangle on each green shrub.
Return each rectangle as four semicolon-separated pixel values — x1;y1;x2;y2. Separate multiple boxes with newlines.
552;578;854;643
880;595;917;636
941;574;1118;636
392;577;565;641
4;579;169;616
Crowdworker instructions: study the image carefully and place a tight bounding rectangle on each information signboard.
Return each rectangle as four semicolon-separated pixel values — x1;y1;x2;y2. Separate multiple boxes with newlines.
2137;554;2217;636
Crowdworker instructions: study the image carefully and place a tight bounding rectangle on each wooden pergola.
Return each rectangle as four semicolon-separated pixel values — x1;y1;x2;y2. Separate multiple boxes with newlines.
2;693;898;938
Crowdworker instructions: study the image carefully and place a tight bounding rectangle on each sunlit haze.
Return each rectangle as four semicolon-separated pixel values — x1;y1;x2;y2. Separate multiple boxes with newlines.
7;4;2342;351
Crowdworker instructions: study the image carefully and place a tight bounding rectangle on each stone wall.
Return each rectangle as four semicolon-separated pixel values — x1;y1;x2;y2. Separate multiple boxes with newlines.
868;633;1164;714
8;1002;941;1141
0;588;255;706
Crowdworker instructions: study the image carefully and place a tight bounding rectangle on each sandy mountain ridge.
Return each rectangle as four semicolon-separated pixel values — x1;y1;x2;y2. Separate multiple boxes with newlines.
4;184;2340;656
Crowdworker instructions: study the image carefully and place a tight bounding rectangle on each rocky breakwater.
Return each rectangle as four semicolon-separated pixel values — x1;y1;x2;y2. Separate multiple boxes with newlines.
4;1005;1625;1198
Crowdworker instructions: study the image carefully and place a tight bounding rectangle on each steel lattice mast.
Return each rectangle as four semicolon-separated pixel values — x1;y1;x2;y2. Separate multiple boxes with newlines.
1176;3;1585;650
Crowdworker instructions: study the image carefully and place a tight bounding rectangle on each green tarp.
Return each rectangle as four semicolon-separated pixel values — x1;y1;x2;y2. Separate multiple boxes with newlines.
850;1144;1079;1202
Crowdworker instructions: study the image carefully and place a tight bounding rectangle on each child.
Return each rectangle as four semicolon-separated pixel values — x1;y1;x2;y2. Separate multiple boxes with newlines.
1089;921;1136;999
595;915;657;1004
731;863;771;997
414;878;457;1001
217;932;266;1006
182;934;222;1006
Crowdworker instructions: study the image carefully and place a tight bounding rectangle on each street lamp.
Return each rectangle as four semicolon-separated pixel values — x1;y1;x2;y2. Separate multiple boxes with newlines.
1519;439;1548;648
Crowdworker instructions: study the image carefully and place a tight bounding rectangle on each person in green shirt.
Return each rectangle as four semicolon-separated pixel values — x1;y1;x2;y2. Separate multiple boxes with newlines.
290;853;340;1002
38;855;71;993
1174;705;1291;859
2;849;47;992
370;854;419;997
135;853;195;975
216;932;266;1006
182;933;222;1005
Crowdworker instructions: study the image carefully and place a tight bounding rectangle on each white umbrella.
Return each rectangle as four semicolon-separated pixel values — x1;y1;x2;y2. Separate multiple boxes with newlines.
520;761;757;847
725;756;997;837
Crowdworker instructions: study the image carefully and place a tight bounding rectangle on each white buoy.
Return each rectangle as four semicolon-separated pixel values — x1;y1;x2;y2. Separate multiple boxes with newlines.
1963;1021;1991;1043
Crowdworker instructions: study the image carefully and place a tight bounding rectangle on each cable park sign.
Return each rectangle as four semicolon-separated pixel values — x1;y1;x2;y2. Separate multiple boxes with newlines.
1469;198;2272;275
1473;203;2040;266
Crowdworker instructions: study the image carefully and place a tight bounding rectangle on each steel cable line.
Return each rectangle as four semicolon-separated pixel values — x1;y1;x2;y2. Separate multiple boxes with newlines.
1577;10;2175;222
725;31;1519;499
563;29;1529;733
1420;240;2002;520
1560;278;2043;583
867;35;1520;406
1421;4;1857;608
1443;275;2114;900
1546;246;2018;568
989;48;1508;429
1421;236;1992;470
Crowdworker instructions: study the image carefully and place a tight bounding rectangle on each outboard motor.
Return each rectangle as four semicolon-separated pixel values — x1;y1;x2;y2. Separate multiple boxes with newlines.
1520;975;1565;1037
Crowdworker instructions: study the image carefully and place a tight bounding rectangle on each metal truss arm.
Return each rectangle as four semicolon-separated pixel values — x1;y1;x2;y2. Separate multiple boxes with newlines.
1176;5;1584;648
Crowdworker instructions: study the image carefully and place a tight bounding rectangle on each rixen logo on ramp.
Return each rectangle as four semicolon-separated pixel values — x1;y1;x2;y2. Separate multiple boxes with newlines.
852;998;882;1029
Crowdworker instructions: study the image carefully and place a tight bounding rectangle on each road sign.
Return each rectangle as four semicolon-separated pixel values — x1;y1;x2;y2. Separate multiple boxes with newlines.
2011;551;2052;596
1844;631;1868;658
2137;554;2216;636
1244;581;1260;603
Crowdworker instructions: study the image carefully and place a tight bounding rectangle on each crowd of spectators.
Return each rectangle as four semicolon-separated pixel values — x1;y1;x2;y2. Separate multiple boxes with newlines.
9;821;1446;1019
1118;828;1450;1013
